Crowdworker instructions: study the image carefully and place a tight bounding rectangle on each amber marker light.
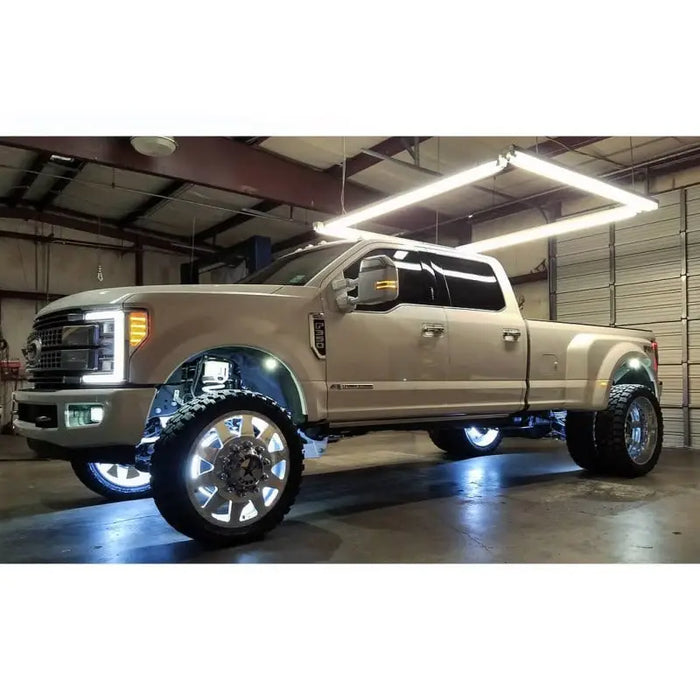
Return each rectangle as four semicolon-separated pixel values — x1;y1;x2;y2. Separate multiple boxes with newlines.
128;311;149;349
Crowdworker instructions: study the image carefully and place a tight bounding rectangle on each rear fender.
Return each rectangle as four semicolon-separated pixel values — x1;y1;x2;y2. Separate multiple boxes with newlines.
590;346;658;409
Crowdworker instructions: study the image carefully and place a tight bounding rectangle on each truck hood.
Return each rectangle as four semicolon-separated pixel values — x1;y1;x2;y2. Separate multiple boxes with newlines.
38;283;301;316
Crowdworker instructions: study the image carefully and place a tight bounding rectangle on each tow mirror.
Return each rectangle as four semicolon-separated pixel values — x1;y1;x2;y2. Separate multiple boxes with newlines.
333;254;400;312
357;255;399;305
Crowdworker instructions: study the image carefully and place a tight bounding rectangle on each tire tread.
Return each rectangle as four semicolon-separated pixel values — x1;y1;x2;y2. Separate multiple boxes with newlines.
150;390;304;546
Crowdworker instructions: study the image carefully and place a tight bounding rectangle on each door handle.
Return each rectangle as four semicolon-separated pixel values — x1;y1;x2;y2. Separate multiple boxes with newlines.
422;323;446;337
503;328;522;342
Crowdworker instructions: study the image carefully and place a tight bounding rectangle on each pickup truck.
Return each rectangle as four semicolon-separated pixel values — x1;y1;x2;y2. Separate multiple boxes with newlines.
13;237;663;545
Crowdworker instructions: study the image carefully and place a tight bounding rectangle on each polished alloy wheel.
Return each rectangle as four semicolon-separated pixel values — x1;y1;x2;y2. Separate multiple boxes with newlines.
624;396;659;465
464;427;501;448
93;462;151;489
187;410;290;528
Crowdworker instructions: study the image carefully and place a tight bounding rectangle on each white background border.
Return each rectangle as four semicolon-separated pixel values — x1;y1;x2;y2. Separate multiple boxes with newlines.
1;2;699;697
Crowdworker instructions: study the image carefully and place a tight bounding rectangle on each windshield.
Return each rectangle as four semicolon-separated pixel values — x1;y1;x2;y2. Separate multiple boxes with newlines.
240;242;355;286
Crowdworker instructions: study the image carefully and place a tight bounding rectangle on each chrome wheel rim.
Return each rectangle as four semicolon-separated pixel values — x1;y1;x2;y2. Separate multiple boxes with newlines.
186;410;290;528
94;463;151;489
625;397;659;465
464;427;500;448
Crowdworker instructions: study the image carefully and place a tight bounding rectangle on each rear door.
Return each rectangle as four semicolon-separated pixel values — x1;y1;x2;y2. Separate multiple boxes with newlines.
427;252;528;414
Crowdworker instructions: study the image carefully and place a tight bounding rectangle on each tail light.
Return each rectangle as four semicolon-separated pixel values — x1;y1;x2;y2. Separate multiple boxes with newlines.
651;341;659;373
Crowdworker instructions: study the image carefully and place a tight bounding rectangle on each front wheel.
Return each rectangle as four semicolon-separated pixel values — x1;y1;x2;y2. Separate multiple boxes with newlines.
428;426;503;459
70;460;152;501
149;390;304;546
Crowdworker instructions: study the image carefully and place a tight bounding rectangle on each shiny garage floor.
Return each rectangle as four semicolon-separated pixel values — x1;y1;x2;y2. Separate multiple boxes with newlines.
0;432;698;563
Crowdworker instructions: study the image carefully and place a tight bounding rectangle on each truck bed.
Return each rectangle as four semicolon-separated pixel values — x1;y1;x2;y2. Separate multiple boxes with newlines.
524;318;656;411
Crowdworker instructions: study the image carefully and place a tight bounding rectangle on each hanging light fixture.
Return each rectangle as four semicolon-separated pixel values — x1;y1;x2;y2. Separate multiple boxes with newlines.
459;206;638;254
315;156;509;235
312;145;658;252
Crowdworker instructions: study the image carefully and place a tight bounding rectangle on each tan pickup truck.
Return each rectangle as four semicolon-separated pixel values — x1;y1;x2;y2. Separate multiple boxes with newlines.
13;238;663;545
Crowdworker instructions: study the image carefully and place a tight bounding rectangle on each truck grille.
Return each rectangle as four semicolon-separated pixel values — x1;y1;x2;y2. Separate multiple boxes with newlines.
25;309;103;389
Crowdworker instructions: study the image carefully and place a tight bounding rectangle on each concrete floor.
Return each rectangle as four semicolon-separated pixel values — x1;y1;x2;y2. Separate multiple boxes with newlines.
0;431;698;563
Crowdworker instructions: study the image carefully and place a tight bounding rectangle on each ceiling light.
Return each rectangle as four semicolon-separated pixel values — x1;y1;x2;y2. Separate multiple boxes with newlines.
505;149;657;212
313;222;401;243
319;157;508;232
130;136;178;158
460;206;638;254
313;146;658;254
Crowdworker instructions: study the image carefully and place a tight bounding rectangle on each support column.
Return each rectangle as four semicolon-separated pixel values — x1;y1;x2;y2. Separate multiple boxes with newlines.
247;235;272;273
681;188;690;447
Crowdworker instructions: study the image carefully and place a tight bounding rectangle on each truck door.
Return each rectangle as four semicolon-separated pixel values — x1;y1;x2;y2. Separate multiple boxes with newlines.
322;246;450;423
426;252;527;414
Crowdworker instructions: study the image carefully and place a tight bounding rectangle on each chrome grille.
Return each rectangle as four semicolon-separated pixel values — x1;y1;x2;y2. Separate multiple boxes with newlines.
36;349;62;370
25;308;102;389
37;327;63;348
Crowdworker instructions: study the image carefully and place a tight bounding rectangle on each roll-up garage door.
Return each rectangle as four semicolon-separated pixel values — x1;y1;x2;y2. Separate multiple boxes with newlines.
685;185;700;447
554;190;685;447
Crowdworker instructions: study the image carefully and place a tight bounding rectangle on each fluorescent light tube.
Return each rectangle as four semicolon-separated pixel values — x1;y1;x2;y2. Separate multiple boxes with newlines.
506;150;658;212
321;157;508;231
460;206;638;254
313;221;399;243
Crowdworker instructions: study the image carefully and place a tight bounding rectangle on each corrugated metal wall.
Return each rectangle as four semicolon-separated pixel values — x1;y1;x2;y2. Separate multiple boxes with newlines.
553;190;687;447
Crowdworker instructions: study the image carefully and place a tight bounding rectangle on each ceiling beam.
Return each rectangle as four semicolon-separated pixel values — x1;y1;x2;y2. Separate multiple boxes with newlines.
530;136;606;158
324;136;432;179
194;200;279;243
194;136;434;244
118;181;192;227
232;137;269;146
0;136;437;229
37;160;86;209
0;204;219;256
0;227;140;253
6;153;51;206
0;288;63;302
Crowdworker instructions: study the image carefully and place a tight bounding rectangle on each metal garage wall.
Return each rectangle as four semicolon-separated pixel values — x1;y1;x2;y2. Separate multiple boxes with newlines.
554;190;686;447
555;223;611;325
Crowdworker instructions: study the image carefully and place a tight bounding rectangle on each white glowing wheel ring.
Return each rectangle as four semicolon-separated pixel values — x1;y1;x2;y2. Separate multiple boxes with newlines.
93;463;151;489
186;410;290;528
464;427;501;448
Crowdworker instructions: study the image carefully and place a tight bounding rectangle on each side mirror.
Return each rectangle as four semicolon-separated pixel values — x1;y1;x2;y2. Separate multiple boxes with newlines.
357;255;399;305
333;255;400;312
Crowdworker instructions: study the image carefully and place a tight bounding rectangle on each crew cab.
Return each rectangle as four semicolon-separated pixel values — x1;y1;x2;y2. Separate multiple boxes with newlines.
13;237;663;545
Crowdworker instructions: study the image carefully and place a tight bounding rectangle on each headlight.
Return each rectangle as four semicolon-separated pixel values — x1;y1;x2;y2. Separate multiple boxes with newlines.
81;310;126;384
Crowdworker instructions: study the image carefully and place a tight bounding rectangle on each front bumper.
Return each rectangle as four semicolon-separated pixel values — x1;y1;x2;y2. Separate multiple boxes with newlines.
13;387;155;450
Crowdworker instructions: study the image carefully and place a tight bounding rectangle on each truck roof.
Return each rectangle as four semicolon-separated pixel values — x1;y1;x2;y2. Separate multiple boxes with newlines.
287;235;499;266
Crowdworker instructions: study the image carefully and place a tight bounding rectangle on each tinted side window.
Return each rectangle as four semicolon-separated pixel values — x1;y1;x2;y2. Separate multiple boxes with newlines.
344;248;435;311
429;254;505;311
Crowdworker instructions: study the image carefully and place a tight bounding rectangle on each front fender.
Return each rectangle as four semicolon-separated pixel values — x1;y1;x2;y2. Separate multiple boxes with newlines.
123;291;327;421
